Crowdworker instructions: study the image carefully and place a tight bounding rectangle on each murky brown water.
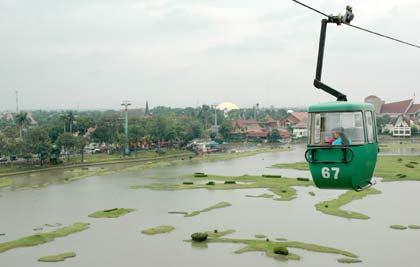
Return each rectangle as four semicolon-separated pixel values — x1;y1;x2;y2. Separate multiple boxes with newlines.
1;145;420;267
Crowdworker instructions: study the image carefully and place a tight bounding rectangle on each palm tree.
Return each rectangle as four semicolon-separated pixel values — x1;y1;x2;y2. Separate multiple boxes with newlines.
66;111;76;133
15;112;30;138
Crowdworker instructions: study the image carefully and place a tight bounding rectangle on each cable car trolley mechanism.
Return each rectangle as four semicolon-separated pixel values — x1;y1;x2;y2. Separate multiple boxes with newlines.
304;6;379;191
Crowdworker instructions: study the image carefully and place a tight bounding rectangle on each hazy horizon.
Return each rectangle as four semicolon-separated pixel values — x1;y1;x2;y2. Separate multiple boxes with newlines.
1;0;419;110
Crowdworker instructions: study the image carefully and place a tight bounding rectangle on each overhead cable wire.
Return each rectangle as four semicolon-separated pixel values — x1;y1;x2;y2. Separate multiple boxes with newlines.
291;0;420;49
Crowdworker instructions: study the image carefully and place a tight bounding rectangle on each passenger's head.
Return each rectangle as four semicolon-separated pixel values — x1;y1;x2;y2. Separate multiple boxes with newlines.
337;127;349;145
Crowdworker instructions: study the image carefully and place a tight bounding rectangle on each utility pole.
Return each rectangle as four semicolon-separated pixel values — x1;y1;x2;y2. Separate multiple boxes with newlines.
121;100;131;156
15;90;19;114
212;104;219;134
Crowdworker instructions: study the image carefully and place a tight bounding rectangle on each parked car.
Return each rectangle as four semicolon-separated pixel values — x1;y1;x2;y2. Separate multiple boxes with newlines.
10;155;18;161
0;157;8;162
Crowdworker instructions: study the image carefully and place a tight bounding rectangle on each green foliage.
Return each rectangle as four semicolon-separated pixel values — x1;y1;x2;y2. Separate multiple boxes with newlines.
262;174;282;178
206;181;215;185
296;177;310;182
194;172;208;177
408;225;420;229
141;225;175;235
191;232;208;242
23;128;51;165
268;129;281;142
88;208;135;218
38;252;76;262
255;234;266;239
183;181;194;185
224;180;236;184
0;178;11;188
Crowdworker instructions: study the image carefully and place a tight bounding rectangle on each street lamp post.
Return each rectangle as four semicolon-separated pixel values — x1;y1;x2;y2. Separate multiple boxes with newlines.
121;100;131;155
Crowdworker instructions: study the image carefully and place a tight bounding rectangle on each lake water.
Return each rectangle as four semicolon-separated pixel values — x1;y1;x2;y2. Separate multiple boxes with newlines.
1;145;420;267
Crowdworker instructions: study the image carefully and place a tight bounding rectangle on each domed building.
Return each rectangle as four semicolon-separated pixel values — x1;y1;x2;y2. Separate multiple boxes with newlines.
217;102;239;111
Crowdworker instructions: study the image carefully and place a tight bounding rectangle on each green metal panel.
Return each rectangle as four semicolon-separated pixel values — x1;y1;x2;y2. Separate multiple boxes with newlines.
308;102;375;113
306;143;378;190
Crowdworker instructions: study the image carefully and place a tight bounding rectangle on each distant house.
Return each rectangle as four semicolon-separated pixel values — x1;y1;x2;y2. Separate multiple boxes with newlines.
292;118;308;138
392;116;411;137
365;95;419;122
232;119;267;140
278;112;308;138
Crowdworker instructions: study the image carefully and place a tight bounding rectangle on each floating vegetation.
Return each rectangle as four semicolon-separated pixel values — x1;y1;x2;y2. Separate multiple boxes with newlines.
309;192;316;196
297;177;310;182
133;174;313;202
0;222;89;253
276;238;288;241
141;225;175;235
315;188;381;219
337;258;362;263
168;211;188;215
206;229;235;238
255;234;266;239
262;174;282;178
88;208;135;218
405;164;415;168
44;223;62;227
270;162;309;170
182;181;194;185
194;172;208;177
193;234;358;262
410;161;419;164
224;180;236;184
38;252;76;262
396;173;407;178
185;202;232;217
390;225;408;230
408;225;420;229
246;194;274;198
33;227;43;231
397;158;403;162
206;181;215;185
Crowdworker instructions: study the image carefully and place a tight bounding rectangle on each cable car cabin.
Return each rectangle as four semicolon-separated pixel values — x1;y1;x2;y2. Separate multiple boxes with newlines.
305;102;378;191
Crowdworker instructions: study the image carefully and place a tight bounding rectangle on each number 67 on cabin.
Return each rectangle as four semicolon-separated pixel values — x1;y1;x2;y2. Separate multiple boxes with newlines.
305;102;378;191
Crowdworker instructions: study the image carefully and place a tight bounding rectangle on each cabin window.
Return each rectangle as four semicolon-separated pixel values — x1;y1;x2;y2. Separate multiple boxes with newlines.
309;111;365;145
366;111;374;143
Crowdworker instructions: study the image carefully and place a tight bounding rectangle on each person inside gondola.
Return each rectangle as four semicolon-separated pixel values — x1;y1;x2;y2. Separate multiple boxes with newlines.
328;129;339;144
332;127;352;145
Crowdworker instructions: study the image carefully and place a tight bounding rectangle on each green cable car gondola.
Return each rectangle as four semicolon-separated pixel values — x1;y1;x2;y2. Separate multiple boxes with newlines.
305;10;378;191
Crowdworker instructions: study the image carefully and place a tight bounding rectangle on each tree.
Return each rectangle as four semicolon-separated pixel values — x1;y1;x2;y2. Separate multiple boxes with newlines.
74;136;88;163
15;112;30;138
411;125;419;136
57;133;76;162
268;129;281;142
24;128;51;165
219;120;232;141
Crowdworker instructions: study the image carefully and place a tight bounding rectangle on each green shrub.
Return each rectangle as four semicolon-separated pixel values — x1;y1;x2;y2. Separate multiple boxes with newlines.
408;225;420;229
309;192;316;196
410;161;418;164
297;177;310;182
262;174;282;178
405;164;415;168
191;232;208;242
224;181;236;184
183;182;194;185
397;158;403;162
206;181;215;185
273;245;289;255
194;172;208;177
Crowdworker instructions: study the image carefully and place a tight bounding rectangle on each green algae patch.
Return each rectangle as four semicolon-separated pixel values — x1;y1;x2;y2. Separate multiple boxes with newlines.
141;225;175;235
206;237;357;262
246;193;274;198
185;202;231;217
255;234;266;239
337;257;362;263
0;222;89;254
0;178;11;188
271;162;309;170
88;208;135;218
168;211;188;215
206;229;235;238
390;225;408;230
315;188;381;220
133;174;313;202
38;252;76;262
309;192;316;196
408;225;420;229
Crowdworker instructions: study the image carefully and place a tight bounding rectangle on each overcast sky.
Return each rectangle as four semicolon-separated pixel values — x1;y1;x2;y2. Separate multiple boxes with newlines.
1;0;419;111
